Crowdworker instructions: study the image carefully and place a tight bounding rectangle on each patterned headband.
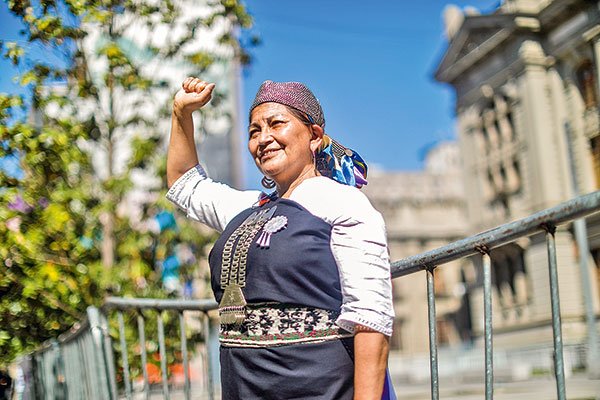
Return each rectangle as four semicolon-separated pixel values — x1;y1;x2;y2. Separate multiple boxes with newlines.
316;135;368;189
250;80;367;188
250;80;325;127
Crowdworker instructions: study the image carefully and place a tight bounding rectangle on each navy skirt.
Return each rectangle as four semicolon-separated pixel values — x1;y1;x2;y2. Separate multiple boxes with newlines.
220;337;354;400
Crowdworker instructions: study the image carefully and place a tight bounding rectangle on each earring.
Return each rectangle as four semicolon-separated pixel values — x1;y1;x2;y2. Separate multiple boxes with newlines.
261;176;276;189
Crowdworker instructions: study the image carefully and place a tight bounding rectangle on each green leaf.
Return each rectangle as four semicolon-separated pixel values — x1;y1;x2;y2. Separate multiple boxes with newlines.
2;42;25;65
1;0;255;366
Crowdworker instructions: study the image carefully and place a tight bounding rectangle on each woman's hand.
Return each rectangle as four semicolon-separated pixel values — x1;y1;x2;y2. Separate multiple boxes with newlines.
167;77;214;187
173;77;216;117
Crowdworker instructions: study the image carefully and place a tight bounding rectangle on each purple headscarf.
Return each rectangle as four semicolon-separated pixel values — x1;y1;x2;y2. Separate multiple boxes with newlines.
250;80;325;127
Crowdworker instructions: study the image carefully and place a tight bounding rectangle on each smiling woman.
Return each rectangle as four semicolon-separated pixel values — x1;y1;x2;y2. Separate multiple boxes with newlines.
248;101;322;197
166;77;396;399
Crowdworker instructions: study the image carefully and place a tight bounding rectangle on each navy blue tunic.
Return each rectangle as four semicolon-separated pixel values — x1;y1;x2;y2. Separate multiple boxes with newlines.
209;198;355;399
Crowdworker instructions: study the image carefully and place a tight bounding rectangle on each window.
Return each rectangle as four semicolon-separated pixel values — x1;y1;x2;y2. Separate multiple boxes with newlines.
391;319;403;350
436;319;452;346
591;249;600;306
591;136;600;189
576;60;598;109
490;243;528;319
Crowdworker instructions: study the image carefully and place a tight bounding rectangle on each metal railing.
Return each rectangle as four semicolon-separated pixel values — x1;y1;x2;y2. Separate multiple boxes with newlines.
18;308;116;400
17;191;600;399
18;299;220;400
102;297;219;400
390;190;600;400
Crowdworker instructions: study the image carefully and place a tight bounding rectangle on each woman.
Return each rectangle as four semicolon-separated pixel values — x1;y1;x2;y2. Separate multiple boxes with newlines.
167;77;395;399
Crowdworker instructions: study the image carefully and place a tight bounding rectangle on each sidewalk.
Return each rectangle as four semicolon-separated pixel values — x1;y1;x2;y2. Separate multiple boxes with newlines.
394;375;600;400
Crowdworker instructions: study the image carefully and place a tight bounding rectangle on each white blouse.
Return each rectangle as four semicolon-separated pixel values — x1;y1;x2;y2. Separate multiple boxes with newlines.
167;164;394;336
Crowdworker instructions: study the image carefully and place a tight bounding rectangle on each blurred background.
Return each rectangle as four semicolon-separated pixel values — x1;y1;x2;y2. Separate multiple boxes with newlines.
1;0;600;399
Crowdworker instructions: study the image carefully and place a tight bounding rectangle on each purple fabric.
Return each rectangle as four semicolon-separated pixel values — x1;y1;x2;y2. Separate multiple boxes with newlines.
381;369;397;400
250;80;325;127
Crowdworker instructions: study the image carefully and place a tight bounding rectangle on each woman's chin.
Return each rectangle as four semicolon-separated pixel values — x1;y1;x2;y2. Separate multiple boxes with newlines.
258;163;283;179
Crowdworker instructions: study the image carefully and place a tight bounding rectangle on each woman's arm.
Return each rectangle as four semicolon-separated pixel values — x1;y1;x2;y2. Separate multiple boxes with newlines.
354;329;390;400
167;77;215;188
165;77;262;231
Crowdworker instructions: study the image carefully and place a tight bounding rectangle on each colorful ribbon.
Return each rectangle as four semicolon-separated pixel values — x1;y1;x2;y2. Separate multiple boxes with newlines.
316;135;368;188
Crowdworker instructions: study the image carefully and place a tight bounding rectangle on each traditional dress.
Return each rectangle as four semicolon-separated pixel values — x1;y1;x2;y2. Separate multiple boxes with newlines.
167;165;394;399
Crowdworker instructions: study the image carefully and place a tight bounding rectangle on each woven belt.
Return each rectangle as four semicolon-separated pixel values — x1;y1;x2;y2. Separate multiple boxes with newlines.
219;303;353;348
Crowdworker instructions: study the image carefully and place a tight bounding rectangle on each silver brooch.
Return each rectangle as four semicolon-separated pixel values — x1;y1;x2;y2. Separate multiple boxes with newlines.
256;215;288;248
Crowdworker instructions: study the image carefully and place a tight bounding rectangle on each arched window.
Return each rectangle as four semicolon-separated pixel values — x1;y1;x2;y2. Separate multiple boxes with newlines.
590;136;600;189
576;60;598;109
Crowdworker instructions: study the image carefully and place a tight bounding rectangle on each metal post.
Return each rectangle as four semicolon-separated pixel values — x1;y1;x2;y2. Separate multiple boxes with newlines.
33;353;46;400
482;252;494;400
203;314;215;400
157;311;170;400
137;312;150;400
564;121;600;378
545;227;567;400
52;341;66;400
117;311;132;399
99;310;118;400
574;218;600;378
76;336;89;398
426;268;439;400
87;307;115;400
179;311;191;400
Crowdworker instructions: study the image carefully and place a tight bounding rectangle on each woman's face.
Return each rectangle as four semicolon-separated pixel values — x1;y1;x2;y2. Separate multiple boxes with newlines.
248;102;319;184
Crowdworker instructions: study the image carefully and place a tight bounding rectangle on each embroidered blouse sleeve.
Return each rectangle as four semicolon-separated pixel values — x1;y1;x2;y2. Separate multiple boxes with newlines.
330;191;395;337
166;165;262;232
292;180;395;337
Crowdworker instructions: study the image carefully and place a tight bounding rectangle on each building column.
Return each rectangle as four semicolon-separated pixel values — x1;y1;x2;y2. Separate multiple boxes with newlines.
457;106;487;228
517;40;567;210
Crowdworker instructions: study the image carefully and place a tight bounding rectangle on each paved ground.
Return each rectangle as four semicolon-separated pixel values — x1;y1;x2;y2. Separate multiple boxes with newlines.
394;376;600;400
131;375;599;399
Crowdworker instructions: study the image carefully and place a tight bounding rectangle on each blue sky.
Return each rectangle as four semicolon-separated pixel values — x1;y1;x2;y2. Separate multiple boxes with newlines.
0;1;501;186
241;1;500;182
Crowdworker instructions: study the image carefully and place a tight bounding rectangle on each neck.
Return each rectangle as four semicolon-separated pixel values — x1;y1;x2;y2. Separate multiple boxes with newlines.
276;166;319;199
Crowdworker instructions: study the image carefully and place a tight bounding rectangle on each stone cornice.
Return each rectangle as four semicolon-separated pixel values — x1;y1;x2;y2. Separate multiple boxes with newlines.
435;13;536;84
435;0;596;87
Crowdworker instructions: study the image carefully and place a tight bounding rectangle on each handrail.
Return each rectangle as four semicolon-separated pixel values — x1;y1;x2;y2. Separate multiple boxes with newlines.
15;191;600;400
391;190;600;277
102;296;218;312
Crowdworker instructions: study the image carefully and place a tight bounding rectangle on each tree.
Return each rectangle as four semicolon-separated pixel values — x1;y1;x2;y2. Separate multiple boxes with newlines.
0;0;253;364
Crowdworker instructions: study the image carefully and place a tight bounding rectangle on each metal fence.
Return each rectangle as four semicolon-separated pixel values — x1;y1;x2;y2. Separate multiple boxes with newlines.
102;297;219;400
18;308;116;400
390;190;600;400
18;299;220;400
16;191;600;400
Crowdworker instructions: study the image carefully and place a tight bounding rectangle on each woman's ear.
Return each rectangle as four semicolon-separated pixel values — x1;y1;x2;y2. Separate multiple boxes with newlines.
310;124;324;152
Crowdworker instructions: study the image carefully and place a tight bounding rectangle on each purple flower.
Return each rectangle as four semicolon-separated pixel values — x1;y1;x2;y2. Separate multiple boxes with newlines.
8;196;33;213
38;197;49;209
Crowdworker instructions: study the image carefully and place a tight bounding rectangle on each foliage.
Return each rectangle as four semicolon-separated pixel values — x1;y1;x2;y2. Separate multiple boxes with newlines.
0;0;252;364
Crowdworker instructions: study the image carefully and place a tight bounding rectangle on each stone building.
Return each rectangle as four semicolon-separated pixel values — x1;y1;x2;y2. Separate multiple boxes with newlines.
364;142;469;354
434;0;600;350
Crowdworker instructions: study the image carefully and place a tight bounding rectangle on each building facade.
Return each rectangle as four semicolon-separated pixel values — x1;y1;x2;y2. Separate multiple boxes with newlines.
435;0;600;349
364;142;470;354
